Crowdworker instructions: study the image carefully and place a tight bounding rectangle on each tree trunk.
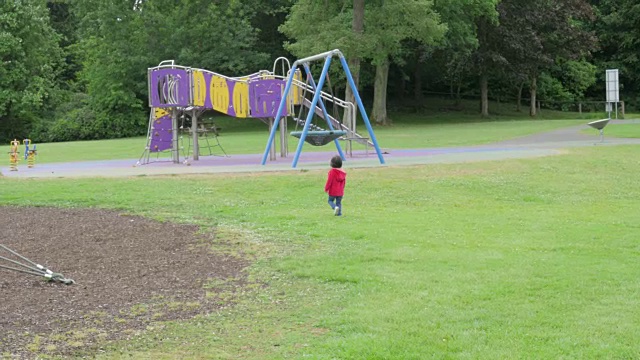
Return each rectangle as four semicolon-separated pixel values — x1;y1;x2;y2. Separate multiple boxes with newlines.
414;59;423;102
372;58;390;125
414;47;423;102
344;0;364;129
529;75;537;117
480;73;489;117
516;82;523;112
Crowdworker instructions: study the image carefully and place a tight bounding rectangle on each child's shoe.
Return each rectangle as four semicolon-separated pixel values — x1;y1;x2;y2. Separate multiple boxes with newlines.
334;206;340;216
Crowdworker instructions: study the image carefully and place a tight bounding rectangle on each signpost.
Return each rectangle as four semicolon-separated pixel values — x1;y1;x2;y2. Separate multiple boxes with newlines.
605;69;619;119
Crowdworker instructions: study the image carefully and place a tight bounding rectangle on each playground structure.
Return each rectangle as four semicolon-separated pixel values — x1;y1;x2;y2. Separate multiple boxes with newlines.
138;49;385;168
23;139;37;168
8;139;37;171
8;139;19;171
0;244;74;285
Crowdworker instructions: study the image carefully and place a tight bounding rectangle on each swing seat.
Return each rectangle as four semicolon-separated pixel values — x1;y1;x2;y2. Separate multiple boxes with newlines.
290;130;347;146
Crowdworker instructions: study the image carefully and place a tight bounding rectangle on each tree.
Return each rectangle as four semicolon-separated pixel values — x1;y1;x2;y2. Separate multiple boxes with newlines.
281;0;445;125
0;1;63;142
366;0;446;124
68;0;270;140
496;0;597;116
590;0;640;102
424;0;499;106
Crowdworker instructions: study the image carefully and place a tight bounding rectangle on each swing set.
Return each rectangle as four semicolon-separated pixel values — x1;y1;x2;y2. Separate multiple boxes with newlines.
290;65;346;148
262;49;385;168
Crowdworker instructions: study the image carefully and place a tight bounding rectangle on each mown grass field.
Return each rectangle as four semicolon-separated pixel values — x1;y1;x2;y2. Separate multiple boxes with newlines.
1;117;640;359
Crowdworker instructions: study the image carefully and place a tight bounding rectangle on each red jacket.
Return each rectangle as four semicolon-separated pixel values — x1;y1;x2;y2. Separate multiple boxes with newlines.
325;168;346;197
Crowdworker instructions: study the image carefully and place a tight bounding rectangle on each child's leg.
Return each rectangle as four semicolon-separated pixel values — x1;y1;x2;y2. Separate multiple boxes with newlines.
335;196;342;215
328;196;336;209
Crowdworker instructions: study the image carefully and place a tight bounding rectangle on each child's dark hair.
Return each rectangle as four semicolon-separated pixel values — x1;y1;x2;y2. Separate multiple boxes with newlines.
330;155;342;168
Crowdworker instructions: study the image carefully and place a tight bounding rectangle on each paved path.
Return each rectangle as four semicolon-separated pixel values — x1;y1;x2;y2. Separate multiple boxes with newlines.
2;120;639;178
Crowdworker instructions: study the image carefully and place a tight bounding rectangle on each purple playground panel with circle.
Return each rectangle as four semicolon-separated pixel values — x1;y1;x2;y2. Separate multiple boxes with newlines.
149;68;191;108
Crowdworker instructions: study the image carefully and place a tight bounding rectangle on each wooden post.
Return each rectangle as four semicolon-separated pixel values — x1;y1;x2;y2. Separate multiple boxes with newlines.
578;103;582;114
620;101;625;119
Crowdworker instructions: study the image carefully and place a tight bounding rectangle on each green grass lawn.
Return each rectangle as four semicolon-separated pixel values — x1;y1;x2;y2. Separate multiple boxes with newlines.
580;122;640;139
1;124;639;358
600;122;640;138
0;117;587;164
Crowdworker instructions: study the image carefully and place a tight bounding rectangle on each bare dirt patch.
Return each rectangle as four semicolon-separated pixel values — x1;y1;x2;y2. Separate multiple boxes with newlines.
0;207;249;358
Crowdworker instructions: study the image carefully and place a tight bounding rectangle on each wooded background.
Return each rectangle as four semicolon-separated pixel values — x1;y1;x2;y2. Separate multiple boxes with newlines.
1;0;637;143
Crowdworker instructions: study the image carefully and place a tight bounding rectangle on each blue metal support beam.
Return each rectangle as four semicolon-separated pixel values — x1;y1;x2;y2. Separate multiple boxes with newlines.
338;54;385;165
261;64;298;165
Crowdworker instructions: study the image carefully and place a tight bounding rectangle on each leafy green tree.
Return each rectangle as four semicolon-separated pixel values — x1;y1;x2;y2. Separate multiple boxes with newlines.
47;0;80;87
590;0;640;106
0;1;63;142
68;0;271;141
495;0;597;116
366;0;446;124
281;0;445;125
73;0;149;139
426;0;499;105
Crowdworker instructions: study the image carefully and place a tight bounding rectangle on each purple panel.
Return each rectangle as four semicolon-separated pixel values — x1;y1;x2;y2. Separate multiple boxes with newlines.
250;79;288;118
149;115;173;152
149;68;191;108
203;72;213;109
226;79;236;117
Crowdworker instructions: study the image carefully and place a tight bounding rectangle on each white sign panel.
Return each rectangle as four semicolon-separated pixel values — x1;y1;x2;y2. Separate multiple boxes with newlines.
606;69;619;103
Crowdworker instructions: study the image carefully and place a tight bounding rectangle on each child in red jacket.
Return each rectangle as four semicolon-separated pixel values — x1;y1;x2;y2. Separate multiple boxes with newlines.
324;155;346;216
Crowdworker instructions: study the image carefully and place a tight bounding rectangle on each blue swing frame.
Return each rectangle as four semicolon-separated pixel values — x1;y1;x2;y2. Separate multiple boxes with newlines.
261;49;385;168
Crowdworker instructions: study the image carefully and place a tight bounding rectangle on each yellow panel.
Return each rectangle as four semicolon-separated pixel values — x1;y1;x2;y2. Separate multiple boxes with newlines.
232;82;249;118
154;108;169;119
192;71;206;107
210;75;229;114
288;70;303;106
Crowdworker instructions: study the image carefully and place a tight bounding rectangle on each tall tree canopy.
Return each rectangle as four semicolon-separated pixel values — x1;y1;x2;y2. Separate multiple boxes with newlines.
281;0;446;125
0;1;63;142
2;0;639;143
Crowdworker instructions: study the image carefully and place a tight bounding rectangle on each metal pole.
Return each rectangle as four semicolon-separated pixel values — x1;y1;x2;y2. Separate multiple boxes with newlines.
280;117;287;158
269;118;276;161
291;56;333;168
261;65;298;165
296;49;341;64
192;109;199;160
171;108;179;163
338;55;385;165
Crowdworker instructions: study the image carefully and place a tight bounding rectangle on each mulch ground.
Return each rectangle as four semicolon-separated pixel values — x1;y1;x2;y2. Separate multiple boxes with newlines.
0;206;250;358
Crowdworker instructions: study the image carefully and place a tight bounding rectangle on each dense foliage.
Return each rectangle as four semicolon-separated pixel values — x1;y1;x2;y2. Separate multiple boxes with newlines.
0;0;636;142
